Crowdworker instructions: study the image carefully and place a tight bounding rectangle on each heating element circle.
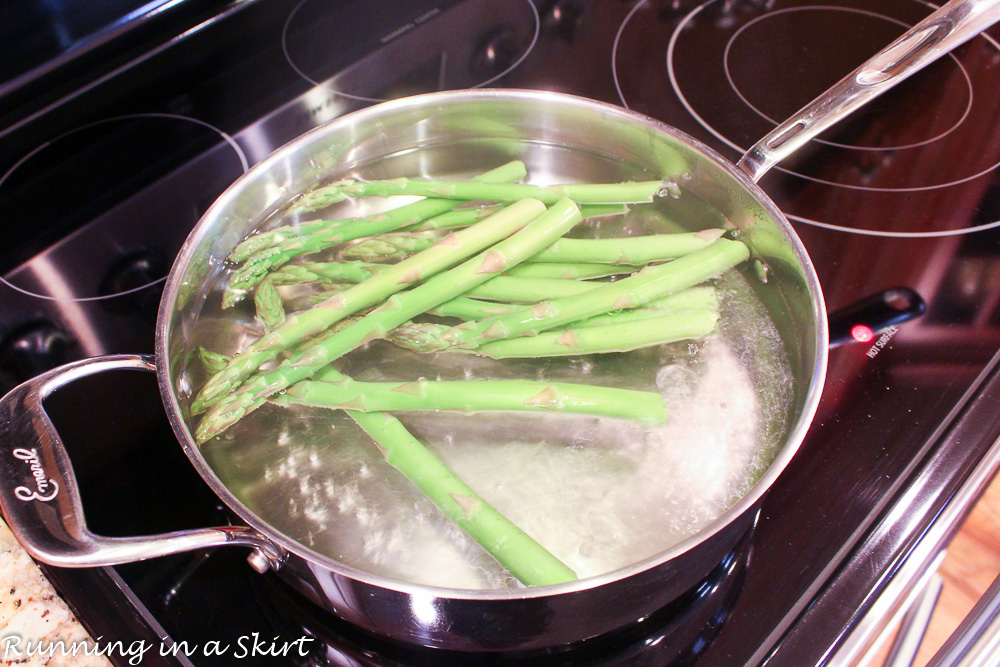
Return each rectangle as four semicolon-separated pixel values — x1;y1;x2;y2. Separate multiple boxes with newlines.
282;0;539;102
0;114;248;301
612;0;1000;238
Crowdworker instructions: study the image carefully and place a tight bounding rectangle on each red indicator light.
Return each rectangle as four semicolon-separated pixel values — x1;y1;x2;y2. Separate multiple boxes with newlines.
851;324;875;343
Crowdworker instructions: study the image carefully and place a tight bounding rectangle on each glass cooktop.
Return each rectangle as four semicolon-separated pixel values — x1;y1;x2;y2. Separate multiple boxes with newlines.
2;0;1000;665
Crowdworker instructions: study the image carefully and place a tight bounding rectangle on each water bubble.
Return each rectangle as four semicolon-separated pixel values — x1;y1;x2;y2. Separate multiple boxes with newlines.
657;181;683;199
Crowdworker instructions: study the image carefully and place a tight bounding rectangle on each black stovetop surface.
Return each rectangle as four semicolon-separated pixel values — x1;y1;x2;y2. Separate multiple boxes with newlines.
3;0;1000;665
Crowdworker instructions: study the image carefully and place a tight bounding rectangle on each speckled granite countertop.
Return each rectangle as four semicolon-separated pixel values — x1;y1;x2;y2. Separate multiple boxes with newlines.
0;517;111;667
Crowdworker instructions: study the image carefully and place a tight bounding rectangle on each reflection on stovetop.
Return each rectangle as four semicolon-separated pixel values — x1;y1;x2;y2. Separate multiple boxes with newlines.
2;0;1000;665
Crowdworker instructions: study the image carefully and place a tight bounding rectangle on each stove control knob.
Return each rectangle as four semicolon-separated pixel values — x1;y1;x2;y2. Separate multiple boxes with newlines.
542;0;585;41
0;321;73;381
99;250;167;298
471;27;523;79
828;287;926;347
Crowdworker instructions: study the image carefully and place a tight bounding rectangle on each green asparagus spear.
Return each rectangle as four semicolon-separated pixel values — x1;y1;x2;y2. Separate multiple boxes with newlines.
389;238;749;353
290;203;621;265
464;276;596;303
272;377;668;424
343;205;636;263
253;277;286;330
473;309;720;358
198;347;231;375
402;204;503;231
347;410;578;586
268;261;382;285
195;198;583;442
341;234;434;261
299;274;610;310
533;229;725;264
297;178;664;207
428;296;522;320
296;275;596;310
504;262;642;280
292;160;528;213
414;285;718;329
410;203;625;232
307;270;718;321
193;199;549;414
267;262;639;314
229;206;505;265
224;162;529;300
223;197;463;306
274;260;642;288
546;286;718;329
345;229;725;265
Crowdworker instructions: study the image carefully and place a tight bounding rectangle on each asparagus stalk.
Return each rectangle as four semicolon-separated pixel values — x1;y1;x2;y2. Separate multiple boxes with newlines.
429;296;522;320
342;230;719;265
273;377;668;424
505;262;641;280
549;286;718;329
194;198;583;442
341;234;433;261
389;238;749;353
253;277;286;330
291;276;596;309
198;347;231;375
224;196;463;306
473;309;720;358
421;285;717;326
229;206;506;264
291;160;528;213
274;260;642;288
401;204;503;232
347;410;578;586
410;203;624;232
465;275;596;303
306;272;716;320
343;205;634;263
270;262;639;314
223;162;529;301
269;261;382;286
260;201;620;265
301;277;590;311
196;318;363;376
297;178;665;207
192;199;549;414
533;229;725;264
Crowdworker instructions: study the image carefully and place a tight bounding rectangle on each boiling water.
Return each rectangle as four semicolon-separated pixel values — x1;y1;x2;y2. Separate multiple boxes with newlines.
197;263;792;590
184;142;796;590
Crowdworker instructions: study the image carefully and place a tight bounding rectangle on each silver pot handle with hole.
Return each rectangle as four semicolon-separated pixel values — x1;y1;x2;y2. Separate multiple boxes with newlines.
737;0;1000;182
0;354;286;573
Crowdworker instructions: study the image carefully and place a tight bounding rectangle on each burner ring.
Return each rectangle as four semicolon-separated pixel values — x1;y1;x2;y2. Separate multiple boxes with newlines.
722;6;973;152
662;0;1000;193
613;0;1000;238
789;213;1000;238
0;114;248;302
282;0;540;103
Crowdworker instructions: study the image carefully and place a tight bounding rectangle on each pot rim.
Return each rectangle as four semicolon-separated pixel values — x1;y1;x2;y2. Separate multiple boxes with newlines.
155;88;829;600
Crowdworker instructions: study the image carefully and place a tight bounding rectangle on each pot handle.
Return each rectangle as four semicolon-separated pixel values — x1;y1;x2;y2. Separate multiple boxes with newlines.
0;354;286;573
737;0;1000;181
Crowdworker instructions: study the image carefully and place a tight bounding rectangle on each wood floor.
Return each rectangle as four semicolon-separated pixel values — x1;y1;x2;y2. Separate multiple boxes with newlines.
865;471;1000;665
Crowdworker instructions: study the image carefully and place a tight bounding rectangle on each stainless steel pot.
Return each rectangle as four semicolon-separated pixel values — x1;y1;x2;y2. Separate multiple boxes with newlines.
2;0;997;651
